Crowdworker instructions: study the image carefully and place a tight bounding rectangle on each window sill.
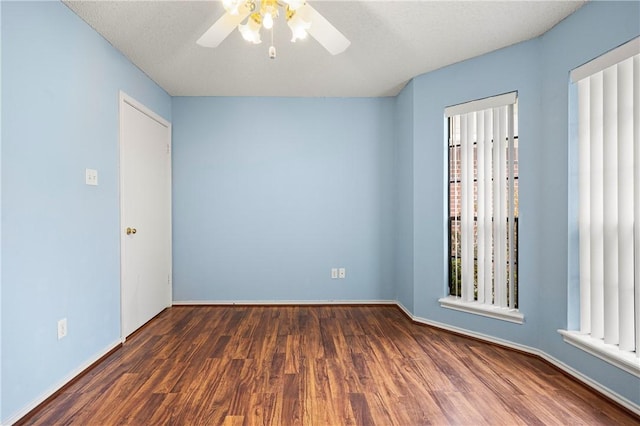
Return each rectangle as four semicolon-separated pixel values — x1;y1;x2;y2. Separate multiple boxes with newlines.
438;296;524;324
558;330;640;378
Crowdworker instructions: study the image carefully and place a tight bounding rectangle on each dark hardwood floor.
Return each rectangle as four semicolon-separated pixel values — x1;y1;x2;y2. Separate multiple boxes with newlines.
20;305;639;425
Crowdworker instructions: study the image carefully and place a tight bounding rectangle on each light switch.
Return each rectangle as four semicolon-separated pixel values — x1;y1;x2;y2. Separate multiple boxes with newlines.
85;168;98;186
331;268;338;279
339;268;346;279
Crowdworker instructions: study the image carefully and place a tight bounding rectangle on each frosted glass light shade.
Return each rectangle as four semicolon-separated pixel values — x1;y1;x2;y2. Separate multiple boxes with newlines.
223;0;244;15
288;14;311;42
283;0;306;11
239;16;262;44
263;12;274;30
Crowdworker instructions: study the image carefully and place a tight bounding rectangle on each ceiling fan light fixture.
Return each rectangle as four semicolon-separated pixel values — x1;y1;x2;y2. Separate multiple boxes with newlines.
238;13;262;44
198;0;349;58
223;0;245;15
287;11;311;42
260;0;278;30
282;0;306;11
263;12;274;29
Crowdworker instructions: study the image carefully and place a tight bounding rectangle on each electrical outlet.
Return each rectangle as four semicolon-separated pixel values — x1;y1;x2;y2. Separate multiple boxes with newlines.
331;268;338;279
85;168;98;186
57;318;67;340
339;268;346;279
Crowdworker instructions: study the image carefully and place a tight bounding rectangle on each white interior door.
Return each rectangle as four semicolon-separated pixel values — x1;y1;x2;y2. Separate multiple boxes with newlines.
119;92;172;339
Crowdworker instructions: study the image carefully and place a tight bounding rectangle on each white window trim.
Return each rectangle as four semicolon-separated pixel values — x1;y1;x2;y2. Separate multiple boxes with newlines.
558;330;640;378
439;296;524;324
565;36;640;375
445;92;522;323
570;36;640;82
445;92;517;116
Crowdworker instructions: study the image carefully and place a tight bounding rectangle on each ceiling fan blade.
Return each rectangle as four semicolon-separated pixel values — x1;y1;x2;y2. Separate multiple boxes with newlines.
297;4;350;56
196;4;251;48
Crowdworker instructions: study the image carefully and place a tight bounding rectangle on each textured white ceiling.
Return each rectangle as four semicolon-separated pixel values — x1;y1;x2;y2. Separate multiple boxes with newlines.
63;0;586;97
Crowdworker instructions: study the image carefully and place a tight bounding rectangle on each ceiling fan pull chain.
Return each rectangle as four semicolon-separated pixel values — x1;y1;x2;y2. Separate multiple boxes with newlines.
269;19;276;59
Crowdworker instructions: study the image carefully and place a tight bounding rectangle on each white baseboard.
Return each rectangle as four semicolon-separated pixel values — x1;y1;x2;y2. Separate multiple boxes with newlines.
3;340;121;426
534;351;640;416
173;299;397;306
395;300;413;319
397;305;640;417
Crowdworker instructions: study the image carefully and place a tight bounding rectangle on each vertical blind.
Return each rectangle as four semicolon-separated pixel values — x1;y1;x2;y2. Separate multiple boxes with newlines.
573;37;639;355
446;92;518;309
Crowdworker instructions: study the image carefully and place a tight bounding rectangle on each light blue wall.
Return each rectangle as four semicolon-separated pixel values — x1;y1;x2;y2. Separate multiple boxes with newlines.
1;1;171;422
0;0;3;418
410;36;544;346
398;0;640;407
172;97;395;302
393;82;414;311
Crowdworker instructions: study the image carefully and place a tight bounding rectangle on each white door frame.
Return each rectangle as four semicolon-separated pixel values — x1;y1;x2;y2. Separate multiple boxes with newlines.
118;91;172;342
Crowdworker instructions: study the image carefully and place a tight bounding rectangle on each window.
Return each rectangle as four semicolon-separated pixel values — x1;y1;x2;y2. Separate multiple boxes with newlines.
560;37;640;376
439;92;523;324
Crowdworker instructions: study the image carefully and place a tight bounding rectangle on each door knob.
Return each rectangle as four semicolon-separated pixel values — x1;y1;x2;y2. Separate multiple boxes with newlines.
126;227;137;235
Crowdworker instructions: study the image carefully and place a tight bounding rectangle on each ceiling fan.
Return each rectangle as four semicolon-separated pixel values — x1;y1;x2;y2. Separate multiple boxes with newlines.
196;0;350;58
